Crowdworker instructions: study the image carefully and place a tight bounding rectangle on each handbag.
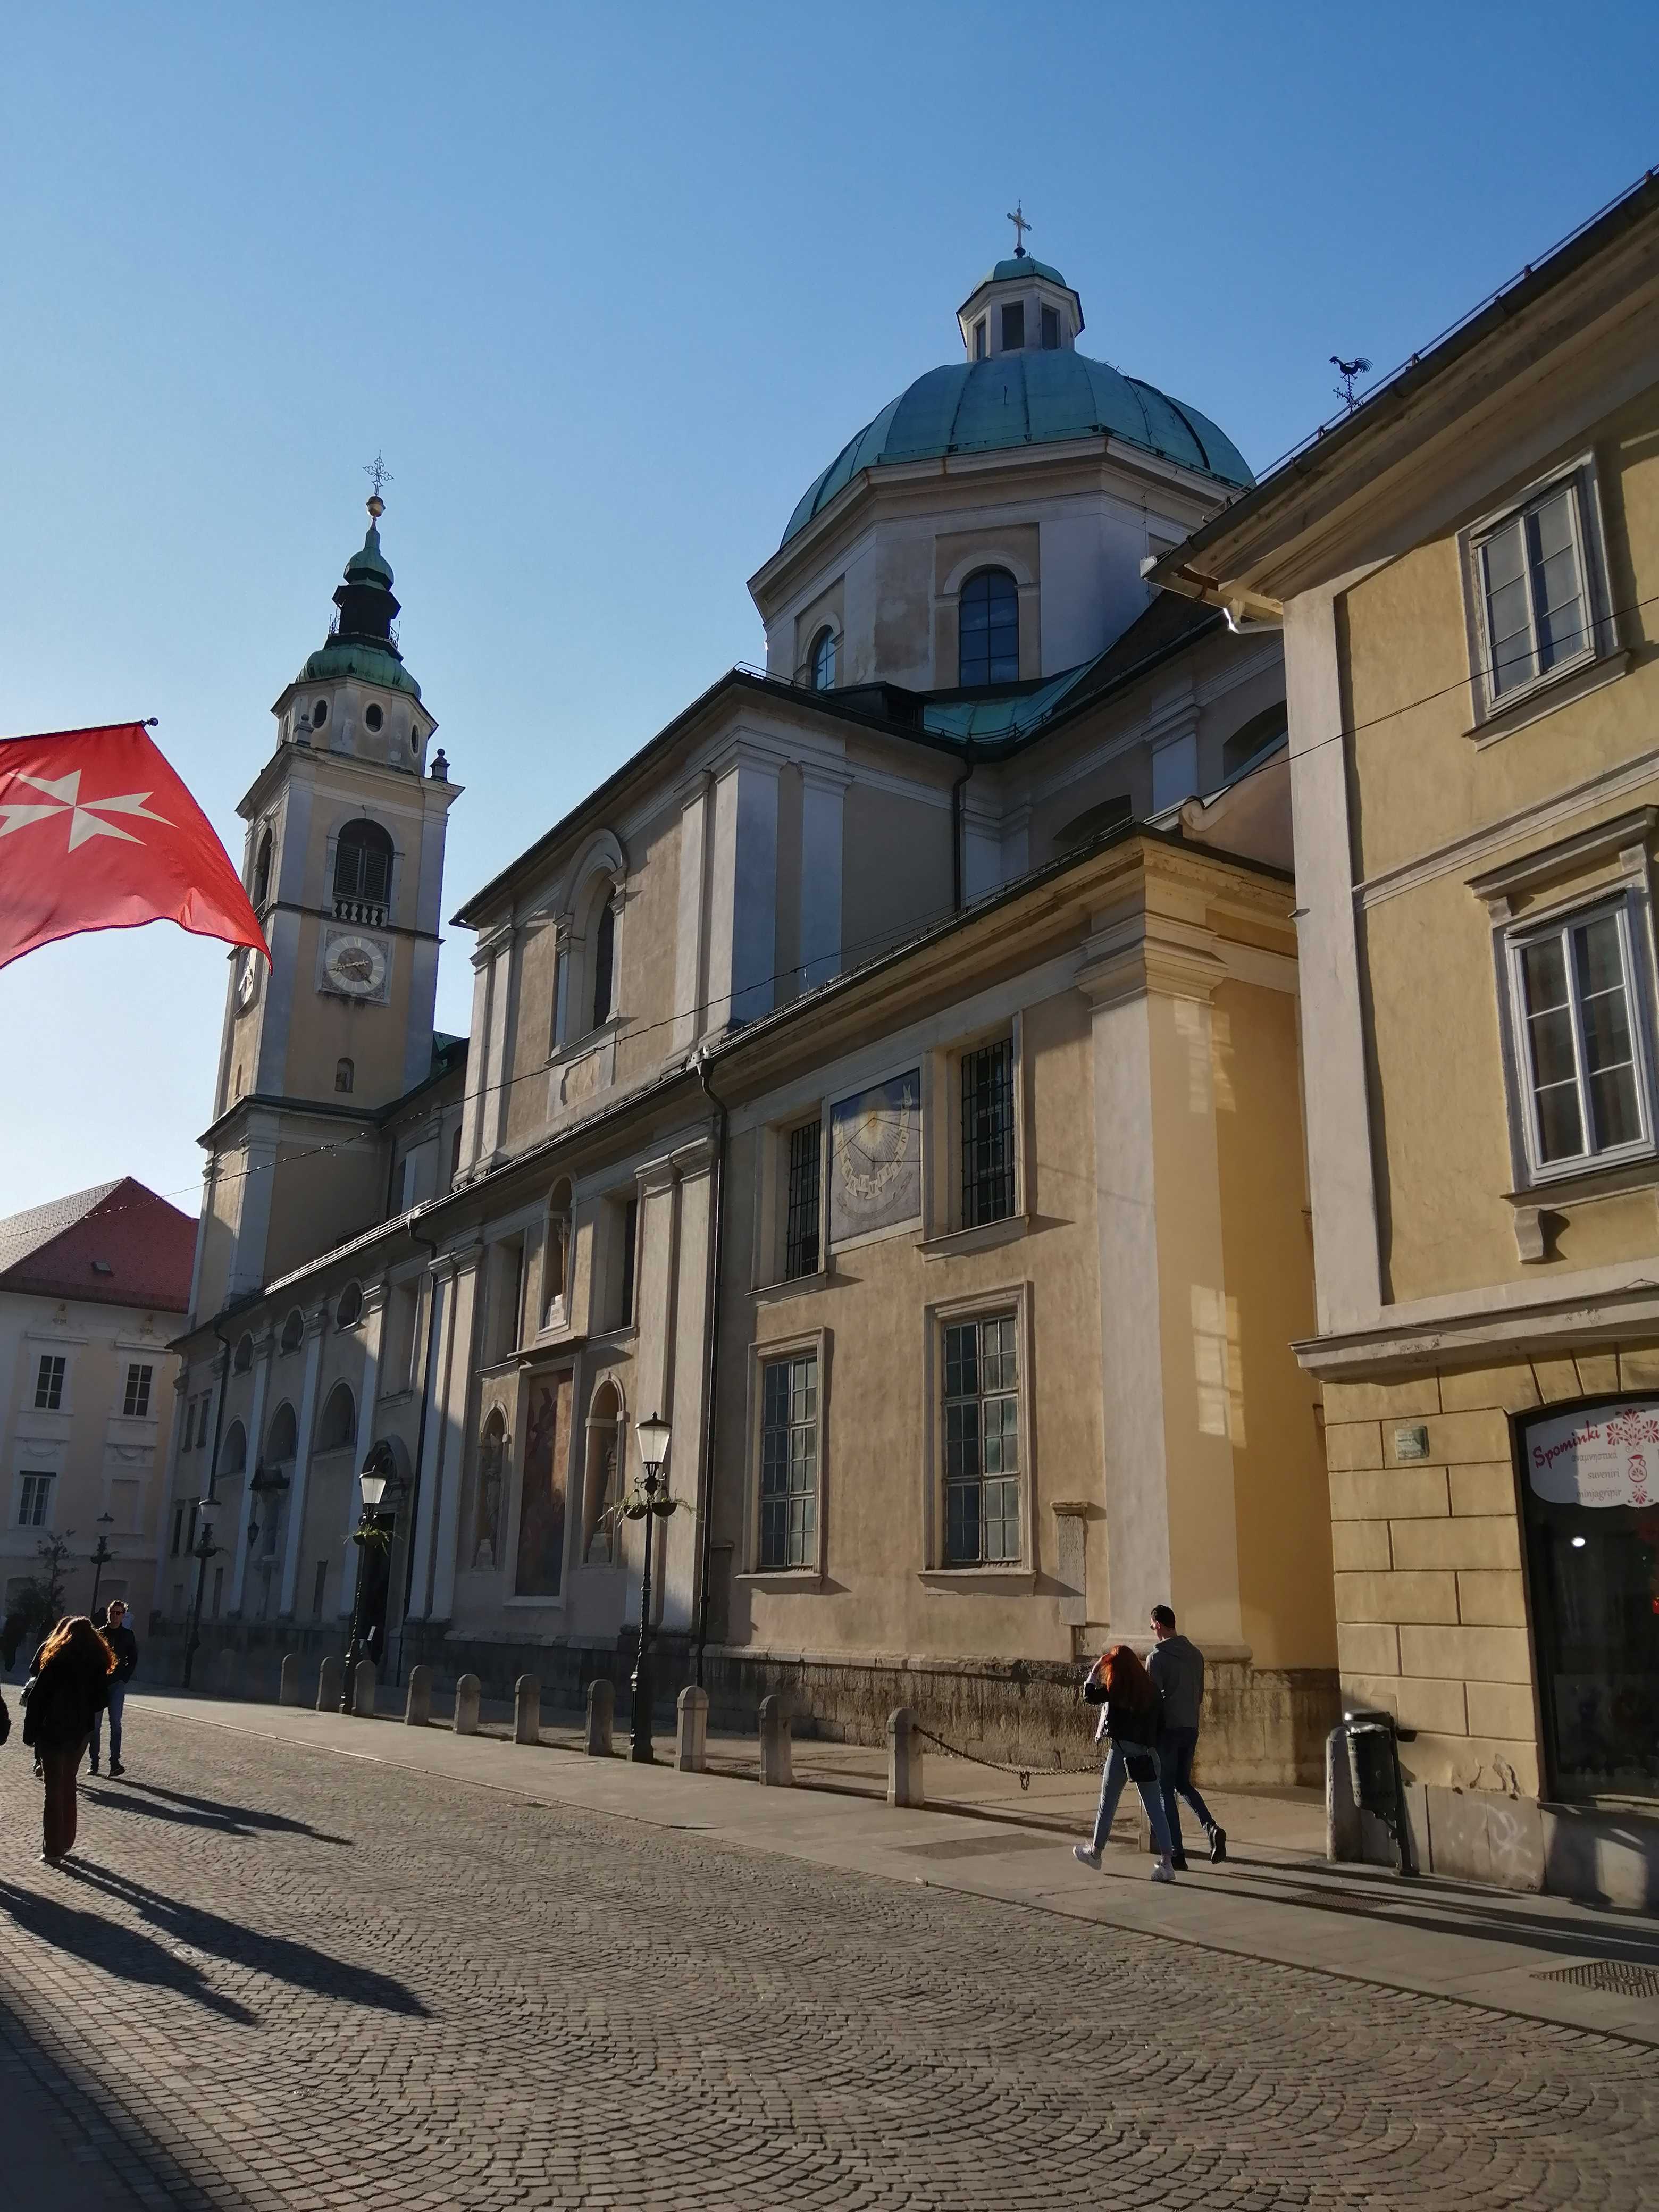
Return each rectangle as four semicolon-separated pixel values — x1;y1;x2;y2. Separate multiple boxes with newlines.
1123;1746;1158;1786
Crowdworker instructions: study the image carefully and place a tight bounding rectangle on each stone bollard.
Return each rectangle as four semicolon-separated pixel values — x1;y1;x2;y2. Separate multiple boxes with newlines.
316;1654;342;1711
758;1694;793;1787
584;1678;614;1757
405;1664;433;1727
514;1674;541;1745
353;1657;377;1717
279;1652;300;1707
676;1685;709;1772
886;1707;925;1808
209;1646;240;1700
453;1673;481;1735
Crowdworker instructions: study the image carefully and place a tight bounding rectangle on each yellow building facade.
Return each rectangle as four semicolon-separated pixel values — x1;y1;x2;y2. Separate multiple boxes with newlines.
1154;176;1659;1900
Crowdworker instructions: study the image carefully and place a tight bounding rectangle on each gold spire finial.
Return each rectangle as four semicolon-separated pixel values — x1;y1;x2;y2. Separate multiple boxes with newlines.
363;451;392;520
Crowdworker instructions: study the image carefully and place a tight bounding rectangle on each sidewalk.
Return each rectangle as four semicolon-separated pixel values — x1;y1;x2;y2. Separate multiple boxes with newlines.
124;1685;1659;2048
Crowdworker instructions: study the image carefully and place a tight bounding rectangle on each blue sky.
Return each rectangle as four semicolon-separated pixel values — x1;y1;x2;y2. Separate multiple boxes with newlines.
1;2;1653;1221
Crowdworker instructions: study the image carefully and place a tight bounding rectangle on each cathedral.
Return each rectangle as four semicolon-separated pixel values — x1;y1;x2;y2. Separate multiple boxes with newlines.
158;241;1337;1778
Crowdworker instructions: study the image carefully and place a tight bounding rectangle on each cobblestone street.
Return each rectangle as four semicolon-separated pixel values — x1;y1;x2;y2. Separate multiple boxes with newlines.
3;1709;1658;2212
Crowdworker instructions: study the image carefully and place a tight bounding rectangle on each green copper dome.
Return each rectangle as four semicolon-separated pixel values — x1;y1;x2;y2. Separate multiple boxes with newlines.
782;350;1253;547
344;520;393;589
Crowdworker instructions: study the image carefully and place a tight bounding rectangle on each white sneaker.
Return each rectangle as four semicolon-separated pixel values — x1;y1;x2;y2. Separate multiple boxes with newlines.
1073;1844;1102;1870
1151;1862;1176;1883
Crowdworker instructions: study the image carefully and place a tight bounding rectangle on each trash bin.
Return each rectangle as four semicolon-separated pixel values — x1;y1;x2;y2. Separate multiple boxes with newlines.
1342;1707;1417;1876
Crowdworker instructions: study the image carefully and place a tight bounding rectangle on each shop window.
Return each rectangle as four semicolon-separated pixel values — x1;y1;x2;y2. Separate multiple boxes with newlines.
1520;1397;1659;1803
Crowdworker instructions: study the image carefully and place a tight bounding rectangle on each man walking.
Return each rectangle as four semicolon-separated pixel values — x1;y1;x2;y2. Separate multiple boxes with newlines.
89;1598;137;1777
1147;1604;1226;1869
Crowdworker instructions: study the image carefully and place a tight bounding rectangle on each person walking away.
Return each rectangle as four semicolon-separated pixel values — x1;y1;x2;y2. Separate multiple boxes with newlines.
89;1599;137;1776
21;1617;116;1865
23;1615;65;1780
1073;1644;1177;1882
1147;1604;1226;1867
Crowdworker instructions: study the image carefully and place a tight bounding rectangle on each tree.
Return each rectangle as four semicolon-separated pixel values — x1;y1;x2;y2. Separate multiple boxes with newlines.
0;1527;76;1667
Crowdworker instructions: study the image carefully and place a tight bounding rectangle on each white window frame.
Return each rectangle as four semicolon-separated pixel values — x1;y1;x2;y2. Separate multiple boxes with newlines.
16;1471;54;1528
919;1280;1035;1582
739;1327;829;1583
1461;453;1614;726
33;1352;67;1412
1501;891;1658;1185
122;1362;154;1419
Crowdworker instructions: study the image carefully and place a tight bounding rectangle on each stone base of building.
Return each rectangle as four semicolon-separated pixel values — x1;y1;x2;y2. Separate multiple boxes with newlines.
145;1621;1337;1788
1328;1735;1659;1910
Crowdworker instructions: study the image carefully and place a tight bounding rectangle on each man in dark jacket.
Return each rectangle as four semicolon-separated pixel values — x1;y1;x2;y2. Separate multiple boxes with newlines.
1147;1604;1226;1868
89;1599;137;1777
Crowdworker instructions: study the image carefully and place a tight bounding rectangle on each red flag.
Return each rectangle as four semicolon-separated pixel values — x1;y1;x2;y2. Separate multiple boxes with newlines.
0;723;269;972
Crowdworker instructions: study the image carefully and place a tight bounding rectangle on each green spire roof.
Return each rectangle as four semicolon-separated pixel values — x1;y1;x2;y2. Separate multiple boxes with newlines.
345;521;393;589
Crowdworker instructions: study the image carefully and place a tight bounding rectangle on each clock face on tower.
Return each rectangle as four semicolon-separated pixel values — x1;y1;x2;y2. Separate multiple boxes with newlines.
320;929;390;1001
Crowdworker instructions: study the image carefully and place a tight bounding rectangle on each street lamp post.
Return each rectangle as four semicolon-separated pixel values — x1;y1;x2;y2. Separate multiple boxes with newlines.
181;1502;221;1690
341;1444;399;1713
627;1413;674;1764
89;1511;116;1616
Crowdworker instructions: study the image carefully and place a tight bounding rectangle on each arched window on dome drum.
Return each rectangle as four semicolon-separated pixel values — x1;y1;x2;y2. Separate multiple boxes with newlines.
958;568;1020;688
809;627;837;692
333;818;393;918
252;826;273;907
591;895;616;1029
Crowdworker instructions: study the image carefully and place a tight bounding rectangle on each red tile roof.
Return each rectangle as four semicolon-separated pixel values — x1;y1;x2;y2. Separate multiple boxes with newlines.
0;1176;196;1312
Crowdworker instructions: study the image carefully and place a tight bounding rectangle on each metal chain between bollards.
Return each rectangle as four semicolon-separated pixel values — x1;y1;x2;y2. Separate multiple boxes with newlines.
910;1723;1032;1791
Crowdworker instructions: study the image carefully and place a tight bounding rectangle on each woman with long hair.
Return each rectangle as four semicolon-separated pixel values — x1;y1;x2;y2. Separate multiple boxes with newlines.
21;1615;116;1865
1074;1642;1177;1882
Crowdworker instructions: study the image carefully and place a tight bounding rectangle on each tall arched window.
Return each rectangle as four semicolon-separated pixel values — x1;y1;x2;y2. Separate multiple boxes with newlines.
958;567;1020;687
544;1177;573;1326
335;1057;354;1094
317;1382;357;1453
809;626;837;692
265;1402;298;1464
591;895;616;1029
220;1420;248;1476
252;826;273;907
333;819;394;914
583;1379;624;1565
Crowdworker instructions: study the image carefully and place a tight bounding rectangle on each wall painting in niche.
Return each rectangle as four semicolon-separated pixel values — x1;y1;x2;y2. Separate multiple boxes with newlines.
514;1372;572;1597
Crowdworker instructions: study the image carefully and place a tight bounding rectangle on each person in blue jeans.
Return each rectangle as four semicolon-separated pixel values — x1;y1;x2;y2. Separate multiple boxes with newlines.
1073;1643;1177;1882
1147;1604;1226;1869
89;1597;138;1777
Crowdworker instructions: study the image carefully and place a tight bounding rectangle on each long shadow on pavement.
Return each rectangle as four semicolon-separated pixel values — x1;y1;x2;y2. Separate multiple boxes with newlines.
0;1878;257;2025
56;1861;429;2017
89;1777;353;1846
1208;1855;1659;1966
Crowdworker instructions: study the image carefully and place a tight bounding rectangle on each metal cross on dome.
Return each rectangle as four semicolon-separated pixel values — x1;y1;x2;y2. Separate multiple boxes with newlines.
363;452;393;500
1006;202;1032;256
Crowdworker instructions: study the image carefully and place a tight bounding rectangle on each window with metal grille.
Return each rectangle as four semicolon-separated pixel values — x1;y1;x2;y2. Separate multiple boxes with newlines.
123;1363;153;1419
1040;304;1060;350
17;1473;53;1528
1511;902;1652;1172
1000;301;1025;350
784;1121;821;1279
943;1314;1020;1564
1476;479;1591;702
958;568;1019;686
34;1354;65;1410
759;1353;818;1569
961;1039;1016;1226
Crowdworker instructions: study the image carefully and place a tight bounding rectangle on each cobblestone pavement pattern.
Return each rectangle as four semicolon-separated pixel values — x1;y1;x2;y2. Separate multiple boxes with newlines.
3;1718;1657;2211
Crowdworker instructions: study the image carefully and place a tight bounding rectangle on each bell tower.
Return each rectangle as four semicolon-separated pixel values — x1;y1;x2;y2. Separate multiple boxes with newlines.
191;489;462;1320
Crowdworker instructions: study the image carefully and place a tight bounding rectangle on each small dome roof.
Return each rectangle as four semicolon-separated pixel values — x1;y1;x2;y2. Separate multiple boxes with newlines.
782;350;1253;547
300;638;422;699
344;521;393;589
979;254;1070;288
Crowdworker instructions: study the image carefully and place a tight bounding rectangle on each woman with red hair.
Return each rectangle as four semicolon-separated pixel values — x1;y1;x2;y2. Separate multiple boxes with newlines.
1074;1643;1177;1882
21;1614;116;1865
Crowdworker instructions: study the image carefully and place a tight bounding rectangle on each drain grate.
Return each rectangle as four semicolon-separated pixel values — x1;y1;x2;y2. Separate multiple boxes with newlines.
1533;1959;1659;2000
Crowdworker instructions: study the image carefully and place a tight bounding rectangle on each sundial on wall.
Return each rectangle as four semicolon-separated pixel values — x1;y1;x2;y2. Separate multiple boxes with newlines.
829;1069;921;1243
